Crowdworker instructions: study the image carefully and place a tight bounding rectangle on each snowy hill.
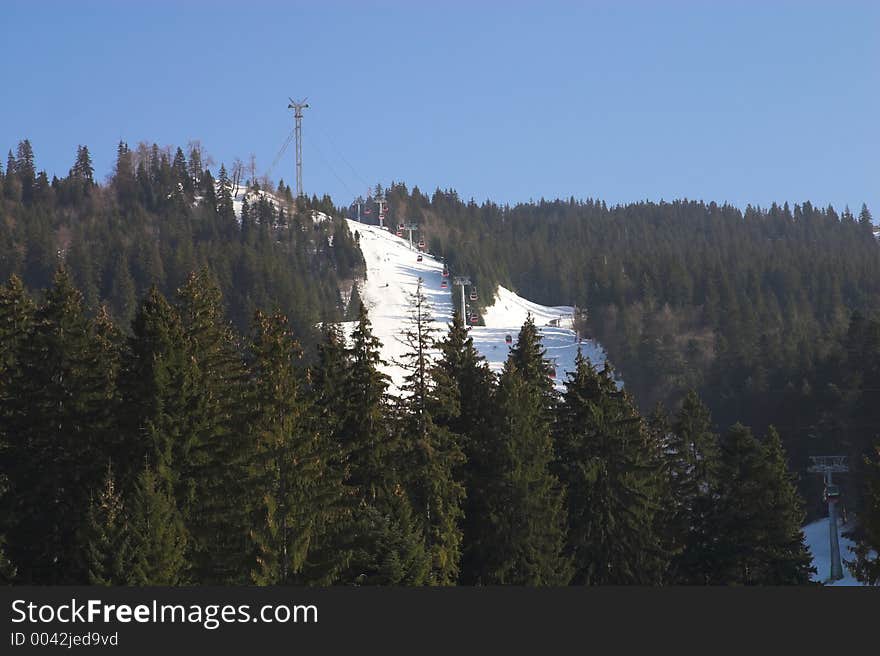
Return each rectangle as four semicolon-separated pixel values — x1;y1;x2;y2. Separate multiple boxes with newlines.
345;219;612;391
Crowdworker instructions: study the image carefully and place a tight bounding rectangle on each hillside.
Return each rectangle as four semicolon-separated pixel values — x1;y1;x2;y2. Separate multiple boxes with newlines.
345;219;611;390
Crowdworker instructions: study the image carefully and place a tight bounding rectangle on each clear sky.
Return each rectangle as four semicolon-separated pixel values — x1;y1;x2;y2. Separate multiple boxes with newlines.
2;0;877;213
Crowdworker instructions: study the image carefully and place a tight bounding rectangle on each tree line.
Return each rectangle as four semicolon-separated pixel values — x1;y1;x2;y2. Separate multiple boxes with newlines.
2;270;855;586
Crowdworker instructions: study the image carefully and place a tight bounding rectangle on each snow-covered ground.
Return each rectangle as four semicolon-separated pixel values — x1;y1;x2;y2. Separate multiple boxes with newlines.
803;517;866;586
345;219;611;391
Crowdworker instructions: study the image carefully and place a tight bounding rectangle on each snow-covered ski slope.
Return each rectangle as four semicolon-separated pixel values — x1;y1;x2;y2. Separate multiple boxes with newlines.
345;219;610;391
804;517;867;586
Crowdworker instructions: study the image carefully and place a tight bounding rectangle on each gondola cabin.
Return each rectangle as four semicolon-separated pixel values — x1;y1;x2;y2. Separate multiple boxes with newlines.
505;334;512;345
396;230;403;237
469;314;478;325
440;279;448;289
417;254;423;262
418;239;426;250
469;290;478;301
442;268;449;278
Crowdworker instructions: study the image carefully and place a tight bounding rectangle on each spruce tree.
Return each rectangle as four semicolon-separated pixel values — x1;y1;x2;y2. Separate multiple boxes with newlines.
709;424;813;585
478;322;572;585
343;303;394;500
667;391;721;584
555;351;668;584
176;270;251;582
84;462;131;585
396;279;465;585
127;463;189;586
4;269;116;583
248;310;348;585
430;310;495;584
852;444;880;584
758;427;815;584
339;304;432;584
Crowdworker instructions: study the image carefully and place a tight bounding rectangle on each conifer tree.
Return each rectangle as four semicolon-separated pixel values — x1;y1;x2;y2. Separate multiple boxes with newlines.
343;303;394;500
118;287;193;493
852;444;880;584
4;269;117;583
555;351;668;584
306;323;357;581
339;304;434;584
667;391;721;583
84;462;131;585
430;310;495;584
248;310;348;585
758;427;815;584
477;322;572;585
175;270;251;583
708;424;813;584
396;279;465;585
216;164;235;224
127;463;189;586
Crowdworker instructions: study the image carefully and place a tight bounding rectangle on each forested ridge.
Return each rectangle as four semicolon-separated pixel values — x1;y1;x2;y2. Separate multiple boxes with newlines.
2;141;880;585
0;139;364;343
381;183;880;520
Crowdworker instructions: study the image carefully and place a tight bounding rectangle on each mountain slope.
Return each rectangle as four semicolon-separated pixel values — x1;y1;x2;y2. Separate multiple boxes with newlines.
346;219;612;390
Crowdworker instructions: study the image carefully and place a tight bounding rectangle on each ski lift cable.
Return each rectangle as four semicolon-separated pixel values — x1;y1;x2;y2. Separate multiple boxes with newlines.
264;128;297;180
311;115;371;189
304;133;359;199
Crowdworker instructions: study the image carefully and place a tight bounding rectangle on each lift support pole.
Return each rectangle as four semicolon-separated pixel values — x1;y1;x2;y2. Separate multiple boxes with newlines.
453;276;471;318
808;456;849;582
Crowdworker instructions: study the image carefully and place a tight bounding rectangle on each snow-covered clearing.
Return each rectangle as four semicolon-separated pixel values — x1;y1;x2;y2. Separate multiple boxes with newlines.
344;219;611;391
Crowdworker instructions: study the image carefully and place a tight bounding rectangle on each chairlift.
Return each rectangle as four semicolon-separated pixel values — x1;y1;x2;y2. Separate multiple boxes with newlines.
823;484;841;503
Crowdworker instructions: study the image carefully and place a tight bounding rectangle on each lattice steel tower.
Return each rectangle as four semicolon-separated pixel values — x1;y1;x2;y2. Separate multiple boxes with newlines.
288;97;309;197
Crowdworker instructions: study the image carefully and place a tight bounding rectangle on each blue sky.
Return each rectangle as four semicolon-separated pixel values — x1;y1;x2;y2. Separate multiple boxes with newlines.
2;0;877;213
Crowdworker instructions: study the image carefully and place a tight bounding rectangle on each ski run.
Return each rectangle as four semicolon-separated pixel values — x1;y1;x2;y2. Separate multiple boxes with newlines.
343;219;611;391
